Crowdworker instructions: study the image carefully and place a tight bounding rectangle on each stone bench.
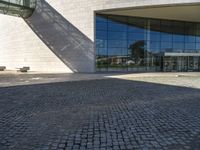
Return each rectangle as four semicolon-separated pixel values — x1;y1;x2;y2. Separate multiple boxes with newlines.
0;66;6;71
17;67;30;72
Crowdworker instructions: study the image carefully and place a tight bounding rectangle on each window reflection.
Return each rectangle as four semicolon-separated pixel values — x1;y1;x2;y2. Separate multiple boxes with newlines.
185;36;196;43
161;42;173;52
96;31;107;40
173;34;184;42
185;43;196;52
161;33;172;42
173;42;184;53
96;39;107;48
108;31;127;40
128;33;145;41
197;36;200;43
129;40;145;68
96;14;200;72
196;43;200;52
108;40;127;48
150;32;160;42
96;22;107;31
149;42;160;52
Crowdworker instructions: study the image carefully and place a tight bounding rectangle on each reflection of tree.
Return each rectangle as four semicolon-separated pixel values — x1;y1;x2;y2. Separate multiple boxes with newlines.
96;56;108;67
129;40;145;65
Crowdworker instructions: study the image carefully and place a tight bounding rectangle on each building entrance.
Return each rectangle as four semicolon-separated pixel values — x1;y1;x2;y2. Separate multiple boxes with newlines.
164;56;200;72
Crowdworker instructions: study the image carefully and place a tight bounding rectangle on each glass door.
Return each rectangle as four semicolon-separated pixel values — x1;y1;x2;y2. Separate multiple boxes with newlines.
188;57;194;71
187;56;200;71
171;57;178;72
164;56;172;72
179;57;188;72
164;56;178;72
193;57;200;71
177;57;182;72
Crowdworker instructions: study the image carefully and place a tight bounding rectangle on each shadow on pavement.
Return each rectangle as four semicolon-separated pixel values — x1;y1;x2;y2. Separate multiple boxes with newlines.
0;78;200;149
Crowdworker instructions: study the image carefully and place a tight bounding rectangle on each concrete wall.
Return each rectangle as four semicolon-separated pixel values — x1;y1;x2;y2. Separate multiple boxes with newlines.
0;14;72;73
0;0;199;73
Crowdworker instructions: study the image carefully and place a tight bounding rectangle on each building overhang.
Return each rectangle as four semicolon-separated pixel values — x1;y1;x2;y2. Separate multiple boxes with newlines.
97;4;200;22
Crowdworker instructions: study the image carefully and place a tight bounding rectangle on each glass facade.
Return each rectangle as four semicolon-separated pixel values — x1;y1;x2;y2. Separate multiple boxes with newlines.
0;0;36;18
96;14;200;72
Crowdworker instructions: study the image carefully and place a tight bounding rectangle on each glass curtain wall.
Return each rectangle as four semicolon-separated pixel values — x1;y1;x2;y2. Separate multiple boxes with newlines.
96;14;200;72
0;0;36;18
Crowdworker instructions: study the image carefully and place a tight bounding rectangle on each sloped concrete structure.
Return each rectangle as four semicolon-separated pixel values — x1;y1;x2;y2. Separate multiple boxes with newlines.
0;0;199;72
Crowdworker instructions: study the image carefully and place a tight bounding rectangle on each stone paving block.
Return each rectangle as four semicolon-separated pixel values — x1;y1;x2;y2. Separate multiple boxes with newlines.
0;78;200;149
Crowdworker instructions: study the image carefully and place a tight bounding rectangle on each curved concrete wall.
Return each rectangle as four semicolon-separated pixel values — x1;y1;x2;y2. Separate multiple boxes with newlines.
0;0;199;73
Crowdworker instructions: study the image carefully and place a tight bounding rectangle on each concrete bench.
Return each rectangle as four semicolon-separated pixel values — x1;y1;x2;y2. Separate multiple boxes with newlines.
0;66;6;71
18;67;30;72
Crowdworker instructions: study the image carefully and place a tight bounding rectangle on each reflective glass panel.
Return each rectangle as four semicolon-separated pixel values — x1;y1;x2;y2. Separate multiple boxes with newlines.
0;0;36;18
96;14;200;72
108;31;127;40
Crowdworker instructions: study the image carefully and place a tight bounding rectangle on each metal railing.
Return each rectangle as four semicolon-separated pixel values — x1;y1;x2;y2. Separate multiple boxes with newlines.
0;0;36;18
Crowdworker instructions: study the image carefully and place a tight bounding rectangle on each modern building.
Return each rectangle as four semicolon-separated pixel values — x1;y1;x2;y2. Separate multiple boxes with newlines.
0;0;200;73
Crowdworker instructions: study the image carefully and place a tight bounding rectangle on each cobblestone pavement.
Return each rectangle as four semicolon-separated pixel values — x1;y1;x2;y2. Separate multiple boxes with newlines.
0;77;200;150
0;71;199;88
115;75;200;89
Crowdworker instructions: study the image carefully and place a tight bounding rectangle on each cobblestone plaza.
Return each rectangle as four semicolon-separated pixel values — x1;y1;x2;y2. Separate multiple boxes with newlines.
0;0;200;150
0;73;200;150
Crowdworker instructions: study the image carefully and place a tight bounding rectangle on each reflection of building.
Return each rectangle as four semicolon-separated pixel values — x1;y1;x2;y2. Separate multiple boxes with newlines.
96;14;200;72
0;0;200;72
0;0;36;18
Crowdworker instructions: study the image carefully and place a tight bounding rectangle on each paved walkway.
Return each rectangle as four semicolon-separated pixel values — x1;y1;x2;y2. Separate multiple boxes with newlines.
0;71;200;88
0;73;200;150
